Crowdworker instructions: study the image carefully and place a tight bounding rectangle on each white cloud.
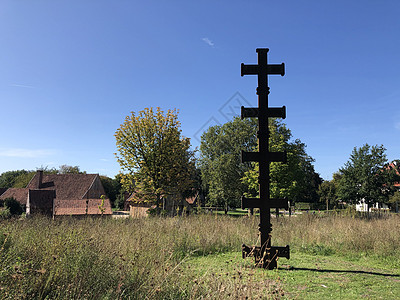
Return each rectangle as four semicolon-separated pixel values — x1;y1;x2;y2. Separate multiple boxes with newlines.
10;83;36;89
0;148;56;158
202;37;215;47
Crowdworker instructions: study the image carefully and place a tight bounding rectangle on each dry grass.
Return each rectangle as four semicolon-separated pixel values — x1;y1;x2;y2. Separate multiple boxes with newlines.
0;212;399;299
274;213;400;259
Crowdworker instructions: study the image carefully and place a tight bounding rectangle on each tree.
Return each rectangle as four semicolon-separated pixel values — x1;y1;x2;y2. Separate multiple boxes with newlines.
11;165;86;188
389;191;400;213
337;144;400;210
294;160;322;204
115;107;196;208
241;119;320;205
12;171;36;188
317;172;341;211
318;180;336;211
0;170;30;188
58;165;84;174
100;175;122;208
199;117;257;212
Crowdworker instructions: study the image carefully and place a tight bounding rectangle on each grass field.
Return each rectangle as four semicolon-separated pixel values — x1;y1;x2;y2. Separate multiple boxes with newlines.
1;213;399;299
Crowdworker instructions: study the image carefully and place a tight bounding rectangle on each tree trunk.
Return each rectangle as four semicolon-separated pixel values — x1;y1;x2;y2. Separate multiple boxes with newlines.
155;193;162;215
156;194;160;208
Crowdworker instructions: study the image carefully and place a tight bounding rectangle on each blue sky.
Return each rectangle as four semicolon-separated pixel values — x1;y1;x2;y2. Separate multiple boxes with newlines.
0;1;399;180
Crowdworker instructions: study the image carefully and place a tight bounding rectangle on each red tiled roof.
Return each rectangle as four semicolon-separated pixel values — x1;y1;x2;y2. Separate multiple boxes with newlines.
0;188;29;205
53;198;112;216
54;199;87;216
389;162;400;187
27;173;98;199
87;199;112;215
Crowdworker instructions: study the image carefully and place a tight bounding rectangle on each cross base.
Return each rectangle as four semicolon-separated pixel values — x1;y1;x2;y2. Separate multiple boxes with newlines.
242;244;290;269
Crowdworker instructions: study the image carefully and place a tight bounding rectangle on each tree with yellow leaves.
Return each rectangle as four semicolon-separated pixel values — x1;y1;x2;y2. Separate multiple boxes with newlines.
115;107;196;209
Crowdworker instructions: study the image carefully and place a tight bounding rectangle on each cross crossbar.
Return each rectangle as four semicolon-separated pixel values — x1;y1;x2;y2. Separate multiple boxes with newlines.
242;245;290;260
241;151;260;163
269;151;287;163
241;106;286;119
269;246;290;259
241;150;287;163
241;106;258;118
241;196;289;210
241;63;285;77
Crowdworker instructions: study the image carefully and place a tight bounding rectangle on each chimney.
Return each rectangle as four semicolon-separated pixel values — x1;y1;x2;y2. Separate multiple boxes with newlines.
37;170;43;189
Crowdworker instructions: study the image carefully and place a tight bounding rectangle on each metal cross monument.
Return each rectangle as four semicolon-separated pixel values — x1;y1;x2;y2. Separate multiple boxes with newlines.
240;48;290;269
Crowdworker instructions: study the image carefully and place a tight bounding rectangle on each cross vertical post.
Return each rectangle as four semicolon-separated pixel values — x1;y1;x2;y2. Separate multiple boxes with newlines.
240;48;289;269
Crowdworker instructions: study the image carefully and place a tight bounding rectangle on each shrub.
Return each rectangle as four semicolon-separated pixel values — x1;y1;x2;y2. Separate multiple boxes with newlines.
0;208;11;220
4;198;23;215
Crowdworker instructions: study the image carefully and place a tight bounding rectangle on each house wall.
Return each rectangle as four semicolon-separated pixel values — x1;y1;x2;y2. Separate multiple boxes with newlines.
162;195;194;216
27;190;55;216
84;176;106;199
129;205;150;218
355;200;389;212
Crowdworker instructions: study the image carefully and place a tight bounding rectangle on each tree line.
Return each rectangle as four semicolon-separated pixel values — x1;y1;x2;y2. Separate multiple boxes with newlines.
2;107;399;213
114;107;400;213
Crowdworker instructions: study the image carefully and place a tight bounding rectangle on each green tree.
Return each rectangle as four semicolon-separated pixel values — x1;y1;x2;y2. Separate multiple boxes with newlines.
337;144;399;210
58;165;85;174
241;119;320;205
0;170;30;188
295;161;322;204
100;175;122;208
199;117;257;212
317;172;342;211
389;190;400;213
13;172;36;188
12;165;86;188
318;180;336;211
115;107;196;208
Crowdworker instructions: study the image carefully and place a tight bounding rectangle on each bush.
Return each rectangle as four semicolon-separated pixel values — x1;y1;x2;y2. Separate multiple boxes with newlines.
0;208;11;219
4;198;23;215
114;193;126;210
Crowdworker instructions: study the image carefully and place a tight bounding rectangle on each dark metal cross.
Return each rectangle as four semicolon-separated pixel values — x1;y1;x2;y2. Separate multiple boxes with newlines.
240;48;290;269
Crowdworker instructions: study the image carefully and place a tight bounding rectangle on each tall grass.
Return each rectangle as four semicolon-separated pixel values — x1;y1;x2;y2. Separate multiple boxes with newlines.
274;213;400;259
0;213;399;299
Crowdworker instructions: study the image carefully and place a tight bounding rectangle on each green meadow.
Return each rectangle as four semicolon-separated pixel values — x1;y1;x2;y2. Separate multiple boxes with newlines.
1;213;399;299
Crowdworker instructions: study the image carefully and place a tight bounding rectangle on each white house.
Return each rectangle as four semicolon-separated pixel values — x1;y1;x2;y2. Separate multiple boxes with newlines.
355;200;389;212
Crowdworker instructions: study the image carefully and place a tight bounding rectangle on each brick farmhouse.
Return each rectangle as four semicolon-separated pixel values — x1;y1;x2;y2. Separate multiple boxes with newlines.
0;171;112;217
